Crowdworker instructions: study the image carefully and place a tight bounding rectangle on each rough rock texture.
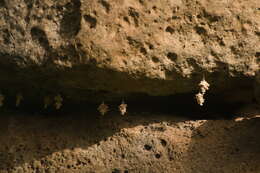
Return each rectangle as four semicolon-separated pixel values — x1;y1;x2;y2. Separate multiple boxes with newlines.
0;1;260;172
0;106;259;173
0;0;259;102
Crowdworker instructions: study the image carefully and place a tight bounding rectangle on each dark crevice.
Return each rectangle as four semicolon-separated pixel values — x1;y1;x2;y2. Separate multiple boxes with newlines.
152;56;160;63
0;0;5;7
0;52;29;67
255;52;260;58
123;16;130;24
160;139;167;146
126;36;142;48
0;55;257;120
83;15;97;28
144;144;152;151
31;27;50;51
166;26;174;34
128;7;139;27
99;0;111;13
167;52;178;61
140;47;147;55
60;0;81;38
0;84;256;120
195;26;207;35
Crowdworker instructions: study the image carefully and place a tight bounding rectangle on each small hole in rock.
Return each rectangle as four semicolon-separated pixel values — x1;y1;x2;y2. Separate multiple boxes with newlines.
144;144;152;151
166;26;174;34
172;16;179;19
197;14;202;18
195;26;207;35
83;15;97;28
123;16;130;23
160;139;167;146
152;56;160;63
140;47;147;55
155;153;161;159
149;44;154;49
99;0;110;13
167;52;178;61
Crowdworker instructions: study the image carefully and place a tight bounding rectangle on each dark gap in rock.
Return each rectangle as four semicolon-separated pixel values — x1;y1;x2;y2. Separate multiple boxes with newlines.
167;52;178;61
144;144;152;151
140;47;147;55
172;16;180;19
152;56;160;63
165;26;174;34
0;82;256;120
123;16;130;24
30;27;50;51
0;59;256;120
0;0;6;8
155;153;161;159
99;0;110;13
148;43;154;50
126;36;142;48
195;26;207;35
0;0;5;7
160;139;167;147
60;0;81;38
83;15;97;28
128;7;139;27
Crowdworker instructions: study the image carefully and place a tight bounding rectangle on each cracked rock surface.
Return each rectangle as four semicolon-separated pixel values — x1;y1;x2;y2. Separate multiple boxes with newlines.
0;0;259;102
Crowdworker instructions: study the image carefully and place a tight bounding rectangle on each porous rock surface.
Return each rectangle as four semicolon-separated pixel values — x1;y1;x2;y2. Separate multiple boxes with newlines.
0;109;260;173
1;1;260;172
0;0;259;102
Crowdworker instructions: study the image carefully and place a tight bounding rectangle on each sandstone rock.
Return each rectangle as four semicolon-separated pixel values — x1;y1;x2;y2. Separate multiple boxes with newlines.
0;110;260;172
0;0;259;103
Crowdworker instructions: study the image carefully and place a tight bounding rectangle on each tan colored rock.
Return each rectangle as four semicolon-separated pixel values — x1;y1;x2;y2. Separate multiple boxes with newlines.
0;110;260;172
0;0;259;102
